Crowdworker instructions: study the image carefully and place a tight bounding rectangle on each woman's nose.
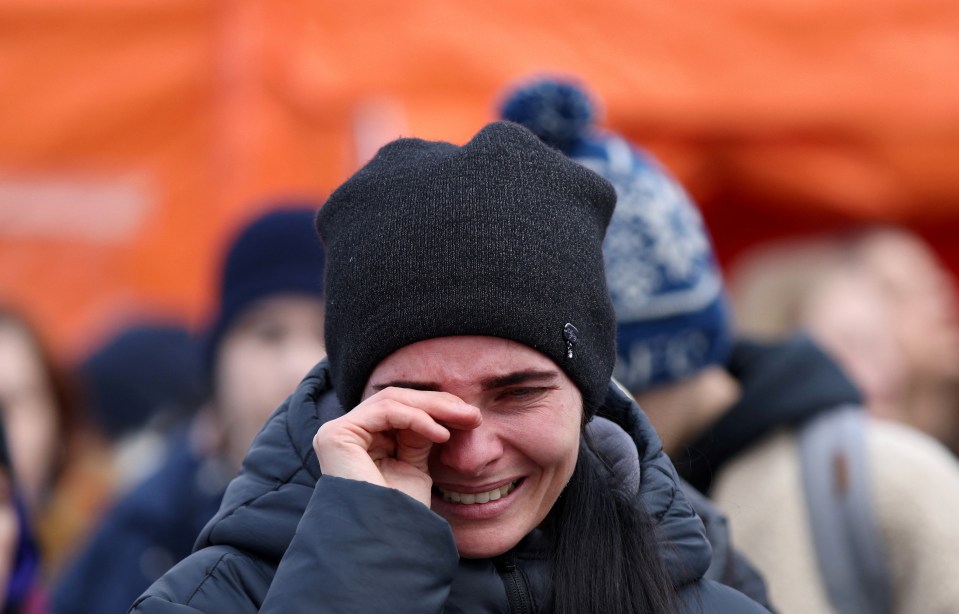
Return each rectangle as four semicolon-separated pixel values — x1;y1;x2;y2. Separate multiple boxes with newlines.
435;421;503;477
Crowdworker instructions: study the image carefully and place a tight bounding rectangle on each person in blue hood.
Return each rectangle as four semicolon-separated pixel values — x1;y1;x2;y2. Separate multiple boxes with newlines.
130;121;768;613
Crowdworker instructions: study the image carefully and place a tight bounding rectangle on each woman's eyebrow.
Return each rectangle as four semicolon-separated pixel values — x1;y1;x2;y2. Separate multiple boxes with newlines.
371;370;559;393
481;370;559;390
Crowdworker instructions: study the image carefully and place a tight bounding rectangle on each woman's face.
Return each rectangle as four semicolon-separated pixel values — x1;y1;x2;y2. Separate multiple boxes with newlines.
364;336;583;559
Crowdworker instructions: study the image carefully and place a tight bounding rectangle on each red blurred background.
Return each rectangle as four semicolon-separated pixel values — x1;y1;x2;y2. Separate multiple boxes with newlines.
2;0;959;359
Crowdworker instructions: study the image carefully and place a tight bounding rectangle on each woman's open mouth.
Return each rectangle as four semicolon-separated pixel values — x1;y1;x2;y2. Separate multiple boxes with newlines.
435;480;520;504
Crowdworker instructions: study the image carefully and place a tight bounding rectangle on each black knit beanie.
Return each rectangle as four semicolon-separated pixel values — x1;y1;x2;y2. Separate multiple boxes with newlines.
316;120;617;416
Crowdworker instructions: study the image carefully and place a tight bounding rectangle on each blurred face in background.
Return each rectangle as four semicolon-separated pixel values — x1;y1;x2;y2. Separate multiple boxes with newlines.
214;296;327;468
0;320;59;512
857;230;959;381
802;267;908;421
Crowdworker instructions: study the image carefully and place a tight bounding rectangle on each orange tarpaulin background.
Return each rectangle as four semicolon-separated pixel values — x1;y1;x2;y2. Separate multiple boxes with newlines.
2;0;959;358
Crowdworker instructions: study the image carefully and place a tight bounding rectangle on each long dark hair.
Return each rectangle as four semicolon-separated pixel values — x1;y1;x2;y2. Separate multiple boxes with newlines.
548;432;678;614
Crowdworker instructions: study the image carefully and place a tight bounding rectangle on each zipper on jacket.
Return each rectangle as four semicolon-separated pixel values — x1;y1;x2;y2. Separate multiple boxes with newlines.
495;553;533;614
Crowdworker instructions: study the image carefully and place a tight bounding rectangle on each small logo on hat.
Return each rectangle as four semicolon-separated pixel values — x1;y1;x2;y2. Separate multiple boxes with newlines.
564;323;579;358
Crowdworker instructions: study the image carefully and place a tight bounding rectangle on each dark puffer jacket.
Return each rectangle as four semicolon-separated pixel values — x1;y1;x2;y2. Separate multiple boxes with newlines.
130;361;768;613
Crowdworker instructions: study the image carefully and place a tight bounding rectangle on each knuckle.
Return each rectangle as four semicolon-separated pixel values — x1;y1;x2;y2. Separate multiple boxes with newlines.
438;391;463;404
376;397;404;413
314;421;334;441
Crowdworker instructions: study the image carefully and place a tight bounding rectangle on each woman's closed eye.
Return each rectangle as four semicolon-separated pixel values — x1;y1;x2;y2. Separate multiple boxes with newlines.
496;386;553;403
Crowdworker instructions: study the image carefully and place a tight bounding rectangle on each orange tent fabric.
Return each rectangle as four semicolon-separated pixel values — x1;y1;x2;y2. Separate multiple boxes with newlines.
2;0;958;357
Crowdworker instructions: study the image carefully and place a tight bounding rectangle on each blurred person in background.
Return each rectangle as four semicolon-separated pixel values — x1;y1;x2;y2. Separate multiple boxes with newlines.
0;307;103;579
799;263;909;423
51;205;327;614
502;77;959;614
74;319;205;491
731;227;959;456
0;309;78;519
851;226;959;454
729;237;910;423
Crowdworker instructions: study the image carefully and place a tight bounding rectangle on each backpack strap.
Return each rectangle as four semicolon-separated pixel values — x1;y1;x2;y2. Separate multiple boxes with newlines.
798;406;893;614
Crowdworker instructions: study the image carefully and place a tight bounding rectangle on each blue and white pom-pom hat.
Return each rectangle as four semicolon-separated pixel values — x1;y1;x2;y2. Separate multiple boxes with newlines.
499;76;733;392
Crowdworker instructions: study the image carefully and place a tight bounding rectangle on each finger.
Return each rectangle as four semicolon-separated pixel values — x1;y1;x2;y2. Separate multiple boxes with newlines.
394;428;436;473
363;387;482;430
315;401;447;489
331;399;452;449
